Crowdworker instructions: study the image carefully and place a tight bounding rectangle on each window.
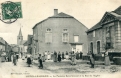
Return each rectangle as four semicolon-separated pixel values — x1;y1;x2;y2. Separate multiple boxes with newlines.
45;33;52;43
62;33;69;42
97;41;100;54
63;29;68;32
93;31;95;37
106;42;111;49
90;42;93;53
46;28;51;32
74;35;79;42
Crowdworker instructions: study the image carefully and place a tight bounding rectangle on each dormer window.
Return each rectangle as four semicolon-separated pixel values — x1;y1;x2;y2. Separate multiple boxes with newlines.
46;28;51;32
63;29;68;33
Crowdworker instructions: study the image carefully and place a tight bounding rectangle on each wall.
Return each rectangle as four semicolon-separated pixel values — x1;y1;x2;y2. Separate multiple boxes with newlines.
33;17;88;55
87;28;103;54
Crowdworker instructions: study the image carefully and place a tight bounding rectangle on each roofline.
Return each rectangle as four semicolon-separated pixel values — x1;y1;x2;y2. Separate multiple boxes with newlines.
114;6;121;11
86;11;121;33
32;17;74;29
49;16;74;18
86;27;102;33
73;18;88;29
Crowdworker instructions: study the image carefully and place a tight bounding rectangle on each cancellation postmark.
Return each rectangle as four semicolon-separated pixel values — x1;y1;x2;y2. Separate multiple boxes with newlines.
0;1;22;24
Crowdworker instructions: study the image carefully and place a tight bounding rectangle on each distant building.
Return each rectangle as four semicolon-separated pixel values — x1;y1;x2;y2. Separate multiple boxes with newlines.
32;9;88;56
17;28;27;57
0;37;12;61
27;35;33;54
0;37;5;52
86;6;121;57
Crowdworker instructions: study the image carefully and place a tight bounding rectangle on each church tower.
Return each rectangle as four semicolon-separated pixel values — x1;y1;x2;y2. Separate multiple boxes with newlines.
17;28;23;45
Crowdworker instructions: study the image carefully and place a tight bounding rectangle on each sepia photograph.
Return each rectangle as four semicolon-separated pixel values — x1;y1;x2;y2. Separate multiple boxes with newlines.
0;0;121;78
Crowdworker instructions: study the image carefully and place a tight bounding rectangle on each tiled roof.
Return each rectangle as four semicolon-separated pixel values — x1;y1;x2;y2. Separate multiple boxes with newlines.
23;41;28;46
86;22;102;33
32;12;73;29
114;6;121;15
22;40;27;45
49;12;73;18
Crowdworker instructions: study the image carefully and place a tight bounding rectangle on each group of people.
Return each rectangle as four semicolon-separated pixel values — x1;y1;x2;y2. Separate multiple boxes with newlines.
11;50;111;69
40;51;83;62
36;51;83;68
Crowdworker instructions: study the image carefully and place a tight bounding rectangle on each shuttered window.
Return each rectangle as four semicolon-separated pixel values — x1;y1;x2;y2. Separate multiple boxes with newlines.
74;35;79;42
45;33;52;43
62;33;69;42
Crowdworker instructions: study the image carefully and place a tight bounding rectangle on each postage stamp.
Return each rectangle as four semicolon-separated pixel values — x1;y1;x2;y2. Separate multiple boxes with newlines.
0;1;22;24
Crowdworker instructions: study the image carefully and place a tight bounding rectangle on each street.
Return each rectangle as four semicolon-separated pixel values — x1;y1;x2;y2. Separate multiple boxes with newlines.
0;58;121;78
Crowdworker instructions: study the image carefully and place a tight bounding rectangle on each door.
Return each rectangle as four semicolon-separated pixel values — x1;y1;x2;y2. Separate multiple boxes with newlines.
76;45;82;52
90;42;93;53
97;41;100;54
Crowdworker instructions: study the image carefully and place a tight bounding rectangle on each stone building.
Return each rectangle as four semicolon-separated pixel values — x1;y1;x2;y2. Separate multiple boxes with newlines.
32;9;88;56
27;35;33;54
17;28;27;57
86;6;121;57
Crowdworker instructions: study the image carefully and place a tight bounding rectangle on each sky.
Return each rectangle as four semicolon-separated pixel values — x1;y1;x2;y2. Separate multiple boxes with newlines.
0;0;121;44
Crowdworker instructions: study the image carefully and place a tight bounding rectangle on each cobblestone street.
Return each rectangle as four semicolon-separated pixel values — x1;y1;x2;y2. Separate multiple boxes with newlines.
0;58;121;78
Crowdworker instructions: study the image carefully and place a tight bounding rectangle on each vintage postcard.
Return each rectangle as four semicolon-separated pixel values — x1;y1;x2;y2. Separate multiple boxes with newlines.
0;0;121;78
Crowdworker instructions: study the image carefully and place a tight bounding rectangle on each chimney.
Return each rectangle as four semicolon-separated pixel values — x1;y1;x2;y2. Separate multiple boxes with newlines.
54;9;58;15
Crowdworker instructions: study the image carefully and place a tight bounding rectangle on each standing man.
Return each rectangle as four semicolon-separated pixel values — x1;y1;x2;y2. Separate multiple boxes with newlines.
80;51;83;59
38;54;43;69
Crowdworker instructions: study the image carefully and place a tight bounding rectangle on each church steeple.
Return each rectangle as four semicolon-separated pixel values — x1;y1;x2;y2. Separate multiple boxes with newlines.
17;28;23;45
18;28;22;36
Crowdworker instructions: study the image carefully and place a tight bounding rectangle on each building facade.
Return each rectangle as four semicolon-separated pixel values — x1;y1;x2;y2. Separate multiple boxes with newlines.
32;9;88;56
27;35;33;54
17;28;27;58
87;6;121;55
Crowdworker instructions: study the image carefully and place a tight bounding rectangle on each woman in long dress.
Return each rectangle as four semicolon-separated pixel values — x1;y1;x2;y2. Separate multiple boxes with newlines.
104;52;110;66
53;51;57;62
62;52;64;60
58;52;61;62
45;51;47;60
42;52;45;62
47;51;51;60
76;51;79;60
13;53;17;66
51;52;54;60
65;51;69;60
27;54;32;67
71;51;76;65
90;53;95;68
80;51;83;59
